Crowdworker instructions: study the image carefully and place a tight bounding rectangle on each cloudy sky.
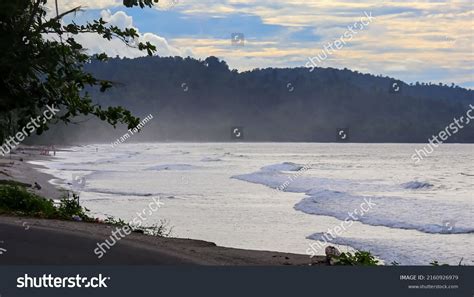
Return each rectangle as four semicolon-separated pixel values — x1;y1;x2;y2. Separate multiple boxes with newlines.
51;0;473;88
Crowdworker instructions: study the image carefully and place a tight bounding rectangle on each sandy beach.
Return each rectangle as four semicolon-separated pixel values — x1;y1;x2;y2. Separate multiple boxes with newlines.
0;146;65;200
0;146;326;265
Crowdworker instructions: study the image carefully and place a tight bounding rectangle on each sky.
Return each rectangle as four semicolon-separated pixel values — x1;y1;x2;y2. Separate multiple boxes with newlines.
49;0;473;88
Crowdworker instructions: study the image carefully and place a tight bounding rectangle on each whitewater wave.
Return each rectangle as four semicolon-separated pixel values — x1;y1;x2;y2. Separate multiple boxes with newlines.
260;162;304;172
233;163;380;194
234;162;474;235
307;233;474;265
295;189;474;234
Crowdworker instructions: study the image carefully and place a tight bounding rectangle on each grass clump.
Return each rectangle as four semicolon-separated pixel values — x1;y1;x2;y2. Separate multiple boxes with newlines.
104;216;173;237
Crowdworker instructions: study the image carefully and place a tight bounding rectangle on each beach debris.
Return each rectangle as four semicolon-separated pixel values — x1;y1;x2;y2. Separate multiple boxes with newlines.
72;215;82;222
33;182;41;190
325;246;341;265
325;246;341;257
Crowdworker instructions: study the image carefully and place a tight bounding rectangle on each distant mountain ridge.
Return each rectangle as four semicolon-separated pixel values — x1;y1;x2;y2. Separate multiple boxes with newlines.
34;55;474;144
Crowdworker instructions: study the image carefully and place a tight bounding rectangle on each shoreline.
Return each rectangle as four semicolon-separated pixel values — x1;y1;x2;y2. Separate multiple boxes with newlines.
0;145;66;200
0;145;326;265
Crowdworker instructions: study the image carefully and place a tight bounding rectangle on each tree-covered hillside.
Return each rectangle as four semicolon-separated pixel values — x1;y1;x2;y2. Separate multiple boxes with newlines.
33;55;473;143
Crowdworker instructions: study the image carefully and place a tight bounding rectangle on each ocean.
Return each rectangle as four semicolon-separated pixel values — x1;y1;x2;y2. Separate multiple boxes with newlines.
31;143;473;265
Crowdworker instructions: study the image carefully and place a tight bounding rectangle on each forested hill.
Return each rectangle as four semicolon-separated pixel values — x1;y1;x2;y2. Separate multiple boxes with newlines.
36;56;473;143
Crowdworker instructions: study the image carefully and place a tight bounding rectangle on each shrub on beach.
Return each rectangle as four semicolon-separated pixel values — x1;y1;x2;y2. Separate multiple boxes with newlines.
0;185;91;220
0;185;172;237
331;251;380;266
56;193;92;221
0;185;57;217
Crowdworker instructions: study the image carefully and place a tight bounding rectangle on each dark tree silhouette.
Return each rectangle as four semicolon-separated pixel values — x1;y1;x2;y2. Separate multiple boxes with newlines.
0;0;157;142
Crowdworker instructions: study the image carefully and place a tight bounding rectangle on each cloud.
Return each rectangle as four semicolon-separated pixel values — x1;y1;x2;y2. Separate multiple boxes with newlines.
46;0;473;88
100;9;133;29
73;10;192;58
170;1;473;87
